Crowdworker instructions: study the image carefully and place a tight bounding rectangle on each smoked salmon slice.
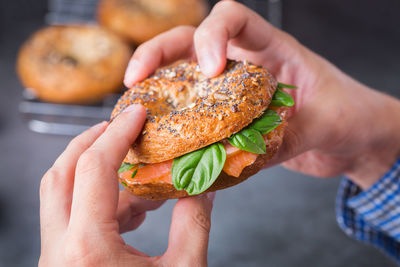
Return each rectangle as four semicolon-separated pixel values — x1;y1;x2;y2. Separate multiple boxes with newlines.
120;160;173;184
120;109;286;186
222;150;258;177
121;142;259;185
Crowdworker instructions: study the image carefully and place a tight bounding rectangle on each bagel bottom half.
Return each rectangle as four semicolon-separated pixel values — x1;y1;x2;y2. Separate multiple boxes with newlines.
120;118;287;200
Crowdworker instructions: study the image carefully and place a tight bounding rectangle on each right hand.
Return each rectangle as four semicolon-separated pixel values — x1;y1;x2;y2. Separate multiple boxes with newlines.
124;0;400;190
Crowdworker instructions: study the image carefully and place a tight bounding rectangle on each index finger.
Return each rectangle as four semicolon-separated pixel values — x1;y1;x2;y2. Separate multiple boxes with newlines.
40;121;107;249
69;104;146;228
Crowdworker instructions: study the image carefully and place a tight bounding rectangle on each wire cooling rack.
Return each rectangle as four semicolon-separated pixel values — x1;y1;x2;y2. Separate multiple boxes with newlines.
20;0;281;136
19;90;121;136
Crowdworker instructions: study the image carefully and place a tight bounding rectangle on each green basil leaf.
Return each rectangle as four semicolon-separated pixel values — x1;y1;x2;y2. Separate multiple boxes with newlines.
270;89;294;107
228;128;266;154
249;109;282;135
172;149;204;190
172;143;226;195
277;82;297;89
131;169;138;178
118;162;136;173
121;181;128;187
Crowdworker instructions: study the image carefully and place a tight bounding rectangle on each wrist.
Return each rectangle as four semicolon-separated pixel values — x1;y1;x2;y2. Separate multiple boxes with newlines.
344;88;400;190
346;151;399;190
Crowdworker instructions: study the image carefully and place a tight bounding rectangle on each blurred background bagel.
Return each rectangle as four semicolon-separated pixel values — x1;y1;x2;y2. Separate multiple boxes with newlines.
17;25;132;104
97;0;209;44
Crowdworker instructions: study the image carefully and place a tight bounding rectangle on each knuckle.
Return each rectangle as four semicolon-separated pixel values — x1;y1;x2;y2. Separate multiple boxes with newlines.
63;237;100;266
190;210;211;234
282;127;302;157
76;149;105;176
40;168;60;197
68;136;85;151
194;21;227;43
118;134;132;150
64;240;86;260
194;27;213;44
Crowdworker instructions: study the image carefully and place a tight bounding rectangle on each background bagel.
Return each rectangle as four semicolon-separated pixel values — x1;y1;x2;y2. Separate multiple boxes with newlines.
17;25;132;104
97;0;209;44
111;60;277;164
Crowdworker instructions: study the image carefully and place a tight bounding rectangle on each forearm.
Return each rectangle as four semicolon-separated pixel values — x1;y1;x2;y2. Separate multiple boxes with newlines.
344;86;400;190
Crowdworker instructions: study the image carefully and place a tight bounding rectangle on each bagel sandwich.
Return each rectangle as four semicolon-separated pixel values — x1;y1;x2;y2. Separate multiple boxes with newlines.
112;60;295;200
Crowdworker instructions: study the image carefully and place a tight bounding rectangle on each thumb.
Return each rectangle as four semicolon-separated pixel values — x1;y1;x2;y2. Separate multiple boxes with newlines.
264;103;325;168
163;192;215;266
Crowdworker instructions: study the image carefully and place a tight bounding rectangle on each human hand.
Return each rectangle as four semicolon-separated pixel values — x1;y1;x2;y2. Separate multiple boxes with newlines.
124;0;400;190
39;104;215;266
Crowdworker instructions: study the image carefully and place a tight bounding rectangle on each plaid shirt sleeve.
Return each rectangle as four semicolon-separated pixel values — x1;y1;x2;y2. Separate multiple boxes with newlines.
336;158;400;261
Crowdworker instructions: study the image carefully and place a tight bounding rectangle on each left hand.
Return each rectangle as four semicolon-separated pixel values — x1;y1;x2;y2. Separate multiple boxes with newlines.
39;104;215;266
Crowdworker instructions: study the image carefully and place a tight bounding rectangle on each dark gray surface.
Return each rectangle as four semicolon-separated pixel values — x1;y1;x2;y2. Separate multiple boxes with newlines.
0;0;399;266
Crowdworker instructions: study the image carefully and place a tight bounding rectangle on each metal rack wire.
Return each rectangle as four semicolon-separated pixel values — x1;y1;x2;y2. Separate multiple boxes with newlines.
20;0;282;136
19;90;121;136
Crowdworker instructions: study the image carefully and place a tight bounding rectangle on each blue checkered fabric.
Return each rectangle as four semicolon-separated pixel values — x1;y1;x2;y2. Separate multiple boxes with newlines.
336;158;400;262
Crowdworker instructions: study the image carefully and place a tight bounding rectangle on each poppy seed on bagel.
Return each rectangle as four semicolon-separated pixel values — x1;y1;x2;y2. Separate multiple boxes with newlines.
113;60;293;200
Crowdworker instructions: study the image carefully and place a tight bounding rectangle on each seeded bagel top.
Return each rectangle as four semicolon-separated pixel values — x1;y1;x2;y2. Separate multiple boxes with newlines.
112;60;277;164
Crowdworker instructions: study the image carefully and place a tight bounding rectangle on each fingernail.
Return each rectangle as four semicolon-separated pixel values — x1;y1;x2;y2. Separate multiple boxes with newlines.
124;59;140;87
200;53;218;77
122;104;141;114
206;192;216;201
